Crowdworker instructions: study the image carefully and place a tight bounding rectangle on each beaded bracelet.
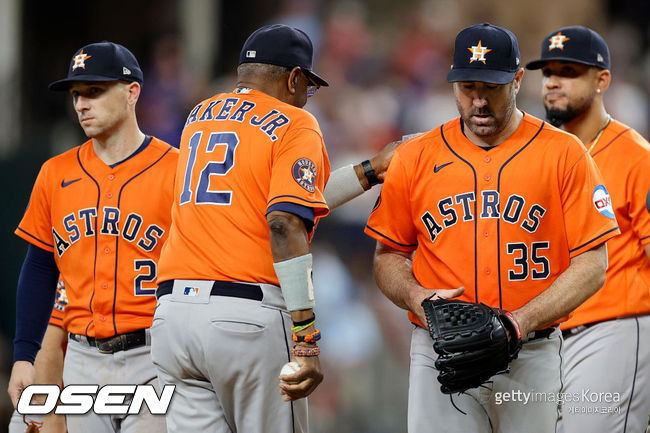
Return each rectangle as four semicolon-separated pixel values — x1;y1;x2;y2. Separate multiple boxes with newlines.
293;329;321;343
291;345;321;357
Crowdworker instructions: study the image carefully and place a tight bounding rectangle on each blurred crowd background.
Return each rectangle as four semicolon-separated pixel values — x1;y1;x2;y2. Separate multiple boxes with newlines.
0;0;648;432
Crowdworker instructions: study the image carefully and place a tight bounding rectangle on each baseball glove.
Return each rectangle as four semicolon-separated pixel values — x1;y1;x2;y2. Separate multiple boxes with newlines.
421;297;523;394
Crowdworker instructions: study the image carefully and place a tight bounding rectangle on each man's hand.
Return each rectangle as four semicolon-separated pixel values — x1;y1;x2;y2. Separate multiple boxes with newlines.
278;355;323;401
8;360;36;409
408;286;465;330
368;139;401;182
41;413;67;433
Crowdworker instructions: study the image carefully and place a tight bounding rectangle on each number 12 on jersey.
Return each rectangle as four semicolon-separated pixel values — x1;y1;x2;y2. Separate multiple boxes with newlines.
180;131;240;205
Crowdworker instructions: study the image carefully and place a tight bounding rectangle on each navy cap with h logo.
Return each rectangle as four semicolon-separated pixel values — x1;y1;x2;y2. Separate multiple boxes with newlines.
49;41;143;91
526;26;610;70
238;24;328;87
447;23;521;85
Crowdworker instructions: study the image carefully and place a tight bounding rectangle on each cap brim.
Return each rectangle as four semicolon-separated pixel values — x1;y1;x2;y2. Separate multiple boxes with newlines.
525;57;604;70
302;69;329;87
447;68;516;85
48;75;132;91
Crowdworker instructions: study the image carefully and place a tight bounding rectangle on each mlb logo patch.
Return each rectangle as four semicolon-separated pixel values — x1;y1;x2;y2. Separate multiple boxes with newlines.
184;286;199;296
246;50;256;58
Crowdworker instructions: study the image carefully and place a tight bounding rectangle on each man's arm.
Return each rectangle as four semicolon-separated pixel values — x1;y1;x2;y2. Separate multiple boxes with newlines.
645;243;650;261
373;241;464;327
8;245;59;408
34;324;66;386
267;210;322;401
34;324;67;433
323;140;400;209
512;243;608;336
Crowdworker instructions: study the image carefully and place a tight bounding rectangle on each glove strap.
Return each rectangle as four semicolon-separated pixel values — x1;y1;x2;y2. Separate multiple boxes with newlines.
503;311;523;340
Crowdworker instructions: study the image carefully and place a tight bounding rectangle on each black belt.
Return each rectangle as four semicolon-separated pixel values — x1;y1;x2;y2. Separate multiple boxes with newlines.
528;327;556;341
156;280;263;301
69;328;147;354
562;321;599;339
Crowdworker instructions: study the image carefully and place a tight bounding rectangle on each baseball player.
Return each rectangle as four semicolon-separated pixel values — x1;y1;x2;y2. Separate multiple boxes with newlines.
365;23;620;433
150;24;396;433
526;26;650;432
8;42;179;433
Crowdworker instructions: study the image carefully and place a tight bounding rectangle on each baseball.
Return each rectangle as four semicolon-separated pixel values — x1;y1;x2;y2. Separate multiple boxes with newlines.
280;361;301;377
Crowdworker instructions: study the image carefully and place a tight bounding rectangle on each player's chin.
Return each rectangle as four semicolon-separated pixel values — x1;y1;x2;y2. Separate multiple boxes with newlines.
467;122;498;137
80;125;101;138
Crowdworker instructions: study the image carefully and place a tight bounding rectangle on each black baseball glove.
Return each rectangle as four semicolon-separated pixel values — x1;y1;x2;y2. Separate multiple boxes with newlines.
421;297;523;394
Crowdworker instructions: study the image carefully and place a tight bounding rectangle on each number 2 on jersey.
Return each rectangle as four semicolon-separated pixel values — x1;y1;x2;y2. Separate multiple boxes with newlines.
180;131;240;205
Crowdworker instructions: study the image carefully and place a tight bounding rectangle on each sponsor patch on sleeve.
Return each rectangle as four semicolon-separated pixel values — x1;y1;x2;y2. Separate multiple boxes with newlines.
292;158;317;193
592;184;615;219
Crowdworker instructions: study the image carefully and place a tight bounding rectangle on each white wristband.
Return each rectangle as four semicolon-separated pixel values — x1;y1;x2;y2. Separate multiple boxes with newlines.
273;253;315;311
323;164;364;210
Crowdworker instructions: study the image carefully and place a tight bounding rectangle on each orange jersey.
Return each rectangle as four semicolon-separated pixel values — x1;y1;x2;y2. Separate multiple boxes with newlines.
365;114;620;327
49;278;68;328
16;138;178;338
562;119;650;329
158;88;330;285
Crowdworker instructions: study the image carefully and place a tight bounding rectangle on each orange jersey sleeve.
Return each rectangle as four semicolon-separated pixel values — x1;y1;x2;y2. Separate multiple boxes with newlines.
562;120;650;329
158;89;330;286
16;138;178;338
366;114;619;327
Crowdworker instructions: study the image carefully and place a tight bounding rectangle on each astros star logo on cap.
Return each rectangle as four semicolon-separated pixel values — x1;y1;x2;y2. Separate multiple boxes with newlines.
548;32;570;51
72;49;92;70
468;41;491;64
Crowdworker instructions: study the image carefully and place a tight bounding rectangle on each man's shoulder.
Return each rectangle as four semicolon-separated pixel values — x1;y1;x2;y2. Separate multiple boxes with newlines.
607;119;650;153
41;140;90;171
530;115;583;151
148;136;180;158
400;121;452;154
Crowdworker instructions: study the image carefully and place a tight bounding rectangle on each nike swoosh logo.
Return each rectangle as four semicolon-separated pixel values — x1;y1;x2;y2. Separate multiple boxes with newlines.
433;162;453;173
61;178;81;188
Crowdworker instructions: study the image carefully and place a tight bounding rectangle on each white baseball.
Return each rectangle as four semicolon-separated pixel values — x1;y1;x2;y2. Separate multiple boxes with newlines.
280;361;301;377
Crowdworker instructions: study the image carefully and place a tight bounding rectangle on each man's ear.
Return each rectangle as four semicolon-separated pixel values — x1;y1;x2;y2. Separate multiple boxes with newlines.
287;67;301;95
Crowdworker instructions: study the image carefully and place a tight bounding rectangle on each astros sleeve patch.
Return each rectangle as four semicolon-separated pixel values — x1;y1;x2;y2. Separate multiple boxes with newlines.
267;127;330;218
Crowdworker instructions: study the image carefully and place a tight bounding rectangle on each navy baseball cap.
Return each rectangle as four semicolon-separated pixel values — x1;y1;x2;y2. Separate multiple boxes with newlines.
49;41;143;91
239;24;328;87
447;23;521;85
526;26;610;70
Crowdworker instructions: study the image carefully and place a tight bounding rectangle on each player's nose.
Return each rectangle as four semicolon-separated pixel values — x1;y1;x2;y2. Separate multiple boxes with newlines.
472;97;488;108
73;95;91;112
543;75;560;89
